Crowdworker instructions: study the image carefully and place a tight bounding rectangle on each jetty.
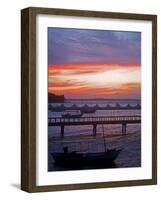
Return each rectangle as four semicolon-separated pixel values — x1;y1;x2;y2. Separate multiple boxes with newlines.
48;115;141;137
48;103;141;113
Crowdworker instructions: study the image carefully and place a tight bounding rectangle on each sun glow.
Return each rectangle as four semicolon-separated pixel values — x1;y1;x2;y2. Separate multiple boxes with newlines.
48;63;141;99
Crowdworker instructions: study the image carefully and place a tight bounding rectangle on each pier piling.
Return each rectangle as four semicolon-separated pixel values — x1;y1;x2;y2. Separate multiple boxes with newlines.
122;123;127;134
61;125;64;137
93;124;97;136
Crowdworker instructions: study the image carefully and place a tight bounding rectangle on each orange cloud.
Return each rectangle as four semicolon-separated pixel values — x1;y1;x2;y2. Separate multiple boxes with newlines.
49;82;140;99
48;63;141;99
48;63;140;76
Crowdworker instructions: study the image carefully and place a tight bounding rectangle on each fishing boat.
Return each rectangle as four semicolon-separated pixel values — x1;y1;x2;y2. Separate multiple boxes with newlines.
51;147;122;166
51;124;122;166
81;105;96;113
61;110;83;118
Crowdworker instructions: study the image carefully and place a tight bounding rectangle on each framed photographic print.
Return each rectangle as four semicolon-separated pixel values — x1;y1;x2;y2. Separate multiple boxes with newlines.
21;7;157;192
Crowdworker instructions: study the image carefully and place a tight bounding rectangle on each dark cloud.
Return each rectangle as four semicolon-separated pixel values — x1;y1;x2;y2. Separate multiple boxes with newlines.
48;27;141;65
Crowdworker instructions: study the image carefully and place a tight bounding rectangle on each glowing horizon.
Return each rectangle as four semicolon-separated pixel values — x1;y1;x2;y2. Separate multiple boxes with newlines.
48;28;141;99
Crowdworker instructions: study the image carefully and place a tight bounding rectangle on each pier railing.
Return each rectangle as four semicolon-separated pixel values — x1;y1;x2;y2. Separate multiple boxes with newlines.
48;115;141;125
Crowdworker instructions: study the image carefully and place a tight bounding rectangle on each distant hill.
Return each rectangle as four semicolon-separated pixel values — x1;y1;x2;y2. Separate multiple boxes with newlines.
48;93;65;103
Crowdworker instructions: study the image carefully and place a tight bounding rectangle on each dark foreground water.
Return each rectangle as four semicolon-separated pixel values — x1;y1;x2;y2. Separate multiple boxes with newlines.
48;131;141;171
48;99;141;171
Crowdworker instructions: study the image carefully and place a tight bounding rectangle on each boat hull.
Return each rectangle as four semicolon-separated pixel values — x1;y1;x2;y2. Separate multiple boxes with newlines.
51;149;122;166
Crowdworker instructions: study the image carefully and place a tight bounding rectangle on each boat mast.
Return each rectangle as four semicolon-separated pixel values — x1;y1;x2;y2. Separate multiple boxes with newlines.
102;124;107;152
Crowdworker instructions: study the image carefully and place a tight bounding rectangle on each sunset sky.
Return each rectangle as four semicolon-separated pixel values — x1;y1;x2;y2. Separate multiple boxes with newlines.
48;28;141;99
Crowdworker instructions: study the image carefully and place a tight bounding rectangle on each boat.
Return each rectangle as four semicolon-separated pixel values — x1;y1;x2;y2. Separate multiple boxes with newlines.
81;105;96;113
61;110;83;118
51;124;122;166
51;147;122;166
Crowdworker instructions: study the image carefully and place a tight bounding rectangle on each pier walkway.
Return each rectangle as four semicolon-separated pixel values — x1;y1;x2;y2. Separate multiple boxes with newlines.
48;115;141;137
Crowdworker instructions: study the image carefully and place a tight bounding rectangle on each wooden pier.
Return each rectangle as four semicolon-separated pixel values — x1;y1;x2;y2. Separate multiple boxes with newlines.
48;115;141;137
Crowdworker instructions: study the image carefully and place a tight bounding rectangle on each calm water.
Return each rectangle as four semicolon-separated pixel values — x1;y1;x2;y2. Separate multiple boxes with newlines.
48;99;141;171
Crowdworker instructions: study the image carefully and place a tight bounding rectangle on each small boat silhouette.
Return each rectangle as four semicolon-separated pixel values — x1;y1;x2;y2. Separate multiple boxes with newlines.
61;110;83;118
51;147;122;166
52;124;122;166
